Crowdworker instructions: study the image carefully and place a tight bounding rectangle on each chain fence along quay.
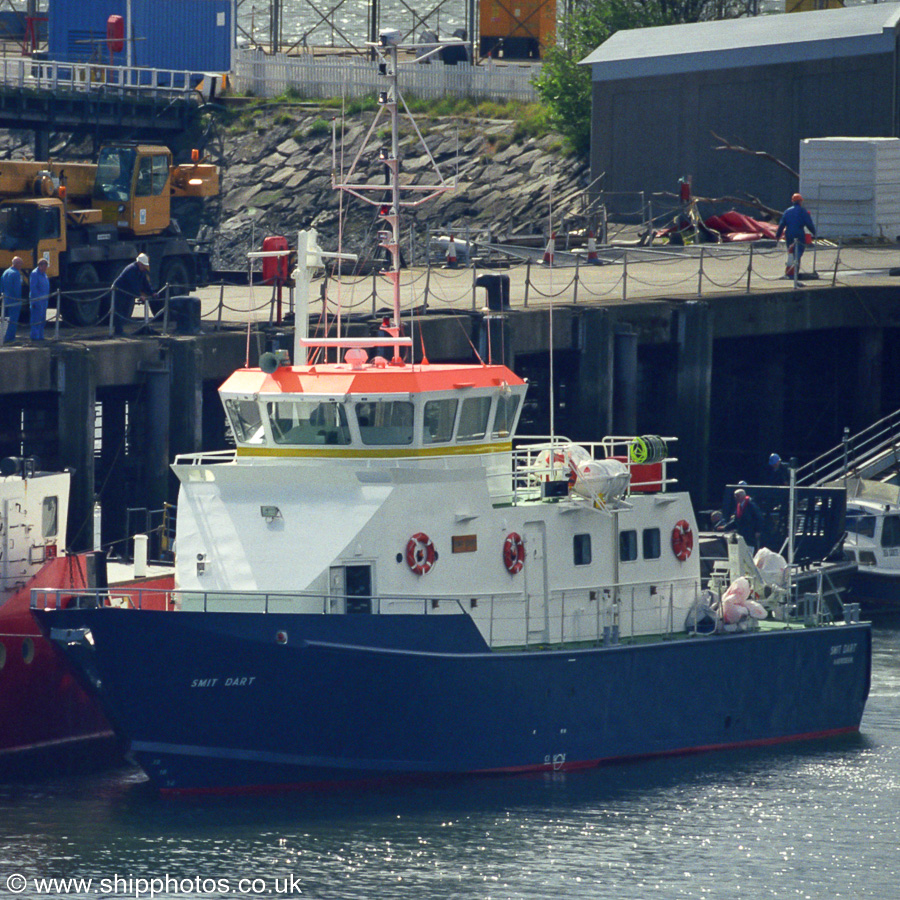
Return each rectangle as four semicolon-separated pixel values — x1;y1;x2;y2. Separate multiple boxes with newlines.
3;241;899;344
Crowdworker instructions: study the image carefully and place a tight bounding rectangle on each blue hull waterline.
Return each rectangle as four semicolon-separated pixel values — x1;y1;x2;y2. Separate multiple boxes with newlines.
40;608;871;793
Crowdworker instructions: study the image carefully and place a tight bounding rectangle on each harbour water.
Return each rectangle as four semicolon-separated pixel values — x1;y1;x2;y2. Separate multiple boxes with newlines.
1;619;898;900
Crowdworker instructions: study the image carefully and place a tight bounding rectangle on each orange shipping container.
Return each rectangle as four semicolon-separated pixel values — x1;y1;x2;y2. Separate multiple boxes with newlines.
479;0;556;60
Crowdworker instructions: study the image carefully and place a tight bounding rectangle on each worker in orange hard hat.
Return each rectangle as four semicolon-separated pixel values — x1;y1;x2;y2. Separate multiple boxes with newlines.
775;193;816;280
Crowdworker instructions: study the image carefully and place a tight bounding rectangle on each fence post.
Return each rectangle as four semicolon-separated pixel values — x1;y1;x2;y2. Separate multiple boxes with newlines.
622;252;628;302
524;259;531;308
746;243;753;293
573;252;580;304
832;239;842;287
216;281;224;331
472;262;477;310
424;259;430;313
162;284;170;335
697;246;704;297
53;288;61;340
108;288;116;337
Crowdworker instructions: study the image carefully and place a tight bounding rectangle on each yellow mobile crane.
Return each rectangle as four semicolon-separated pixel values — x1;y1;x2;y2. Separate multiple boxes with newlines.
0;144;218;326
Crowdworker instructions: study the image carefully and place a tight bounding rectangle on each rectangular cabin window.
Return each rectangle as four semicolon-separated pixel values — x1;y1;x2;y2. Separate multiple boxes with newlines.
882;515;900;548
620;530;638;562
94;146;136;202
356;401;414;445
457;396;492;441
0;204;37;249
642;528;661;559
846;513;876;539
42;496;59;539
151;155;169;195
423;398;458;444
39;206;60;240
136;155;168;197
492;393;520;439
268;400;351;445
573;533;592;566
224;398;264;444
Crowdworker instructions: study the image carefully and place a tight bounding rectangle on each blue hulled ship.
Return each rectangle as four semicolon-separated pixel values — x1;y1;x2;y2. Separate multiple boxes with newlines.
33;33;871;794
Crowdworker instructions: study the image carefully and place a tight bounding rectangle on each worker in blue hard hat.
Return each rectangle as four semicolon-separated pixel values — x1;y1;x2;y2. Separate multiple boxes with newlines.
764;452;790;486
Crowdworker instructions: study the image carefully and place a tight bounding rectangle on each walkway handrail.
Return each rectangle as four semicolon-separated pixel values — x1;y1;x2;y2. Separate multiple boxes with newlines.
0;56;206;97
796;408;900;486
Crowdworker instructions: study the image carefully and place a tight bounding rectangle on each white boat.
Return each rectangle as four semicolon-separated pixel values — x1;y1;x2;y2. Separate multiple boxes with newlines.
841;476;900;613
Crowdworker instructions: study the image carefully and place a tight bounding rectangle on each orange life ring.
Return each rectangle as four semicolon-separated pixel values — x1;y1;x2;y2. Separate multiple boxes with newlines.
406;532;436;575
671;519;693;561
503;532;525;574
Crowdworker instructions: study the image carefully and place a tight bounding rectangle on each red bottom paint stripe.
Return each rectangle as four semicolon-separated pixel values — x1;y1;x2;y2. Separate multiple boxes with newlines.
159;726;861;797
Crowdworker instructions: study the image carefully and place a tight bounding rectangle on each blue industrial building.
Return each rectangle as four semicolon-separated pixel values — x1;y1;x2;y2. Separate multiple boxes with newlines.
47;0;234;74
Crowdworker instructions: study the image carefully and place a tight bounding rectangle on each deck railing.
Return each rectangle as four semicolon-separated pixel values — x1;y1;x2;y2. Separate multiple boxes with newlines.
32;576;702;649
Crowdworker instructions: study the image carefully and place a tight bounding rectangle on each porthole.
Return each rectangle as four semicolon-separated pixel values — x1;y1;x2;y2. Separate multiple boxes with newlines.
22;638;35;665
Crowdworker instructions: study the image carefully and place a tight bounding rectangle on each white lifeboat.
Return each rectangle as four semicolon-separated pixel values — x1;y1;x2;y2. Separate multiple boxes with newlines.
571;458;631;504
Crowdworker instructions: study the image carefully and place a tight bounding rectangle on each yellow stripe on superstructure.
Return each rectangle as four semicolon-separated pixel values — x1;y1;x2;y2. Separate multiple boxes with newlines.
234;441;512;459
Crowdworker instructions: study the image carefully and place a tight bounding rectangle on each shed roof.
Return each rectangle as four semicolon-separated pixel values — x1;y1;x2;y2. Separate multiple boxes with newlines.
581;4;900;81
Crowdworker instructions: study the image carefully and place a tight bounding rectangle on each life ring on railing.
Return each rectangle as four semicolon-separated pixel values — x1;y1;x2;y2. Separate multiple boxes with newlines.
671;519;694;561
406;532;436;575
503;532;525;574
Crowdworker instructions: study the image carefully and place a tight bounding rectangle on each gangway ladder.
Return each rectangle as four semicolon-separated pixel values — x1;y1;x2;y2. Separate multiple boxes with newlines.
796;407;900;487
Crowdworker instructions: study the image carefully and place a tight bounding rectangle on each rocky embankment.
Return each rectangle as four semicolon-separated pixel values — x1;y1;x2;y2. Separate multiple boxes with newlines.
207;103;590;271
0;103;589;272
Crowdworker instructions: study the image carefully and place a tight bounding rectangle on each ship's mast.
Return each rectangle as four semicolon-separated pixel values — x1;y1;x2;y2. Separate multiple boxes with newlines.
331;31;459;364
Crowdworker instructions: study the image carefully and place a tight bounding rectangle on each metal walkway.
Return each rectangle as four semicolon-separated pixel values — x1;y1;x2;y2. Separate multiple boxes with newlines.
797;408;900;487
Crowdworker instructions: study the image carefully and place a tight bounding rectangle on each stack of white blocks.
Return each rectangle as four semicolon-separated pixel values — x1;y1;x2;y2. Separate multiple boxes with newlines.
799;137;900;241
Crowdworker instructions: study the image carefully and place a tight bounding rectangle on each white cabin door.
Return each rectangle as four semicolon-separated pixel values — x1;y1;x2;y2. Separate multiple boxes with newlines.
524;521;548;645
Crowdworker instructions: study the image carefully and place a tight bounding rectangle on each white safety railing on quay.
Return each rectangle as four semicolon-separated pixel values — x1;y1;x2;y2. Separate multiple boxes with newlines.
232;49;539;102
0;56;206;96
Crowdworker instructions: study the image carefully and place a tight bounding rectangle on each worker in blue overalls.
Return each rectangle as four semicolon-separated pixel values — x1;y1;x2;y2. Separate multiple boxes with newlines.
775;193;816;278
2;256;25;343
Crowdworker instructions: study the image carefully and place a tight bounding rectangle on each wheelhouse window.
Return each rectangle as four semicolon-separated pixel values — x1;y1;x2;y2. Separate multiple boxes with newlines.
574;533;592;566
356;400;414;445
267;400;350;445
42;496;58;538
492;393;520;439
642;528;661;559
620;530;638;562
882;515;900;548
224;398;264;443
846;513;876;539
457;396;492;441
423;398;458;444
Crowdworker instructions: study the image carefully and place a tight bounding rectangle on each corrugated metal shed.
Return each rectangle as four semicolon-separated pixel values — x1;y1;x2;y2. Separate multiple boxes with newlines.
581;5;900;215
800;137;900;240
48;0;233;73
582;5;900;80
